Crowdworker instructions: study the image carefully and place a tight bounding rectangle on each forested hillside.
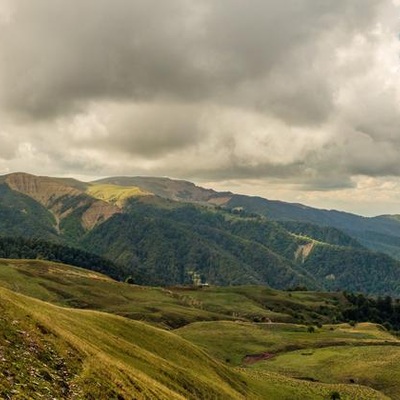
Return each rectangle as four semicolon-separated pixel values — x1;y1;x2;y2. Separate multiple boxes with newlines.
1;173;400;295
225;194;400;260
0;237;125;280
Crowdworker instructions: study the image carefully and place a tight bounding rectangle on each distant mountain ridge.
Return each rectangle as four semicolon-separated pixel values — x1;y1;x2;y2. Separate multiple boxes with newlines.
94;175;400;260
222;194;400;260
2;172;400;295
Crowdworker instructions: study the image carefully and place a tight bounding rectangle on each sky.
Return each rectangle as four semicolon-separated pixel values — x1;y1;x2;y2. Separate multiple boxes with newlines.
1;0;400;216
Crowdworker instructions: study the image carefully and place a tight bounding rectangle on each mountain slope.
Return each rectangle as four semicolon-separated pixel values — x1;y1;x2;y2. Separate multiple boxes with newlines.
92;175;400;261
224;194;400;259
82;209;316;289
302;244;400;294
0;183;58;240
1;172;120;238
3;172;400;295
84;202;400;295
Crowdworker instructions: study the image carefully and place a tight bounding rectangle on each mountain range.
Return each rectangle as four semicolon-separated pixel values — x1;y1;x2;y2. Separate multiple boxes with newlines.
2;172;400;295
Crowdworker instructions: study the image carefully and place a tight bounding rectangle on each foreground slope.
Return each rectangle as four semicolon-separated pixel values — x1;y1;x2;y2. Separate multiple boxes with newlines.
0;286;249;399
1;285;387;399
0;260;391;399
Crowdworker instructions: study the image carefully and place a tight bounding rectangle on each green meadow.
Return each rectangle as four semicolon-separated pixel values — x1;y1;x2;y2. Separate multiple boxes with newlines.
176;321;396;366
0;259;397;399
254;345;400;400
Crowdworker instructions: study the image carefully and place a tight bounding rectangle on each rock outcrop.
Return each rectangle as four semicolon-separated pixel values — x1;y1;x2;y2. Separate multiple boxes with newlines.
5;173;120;231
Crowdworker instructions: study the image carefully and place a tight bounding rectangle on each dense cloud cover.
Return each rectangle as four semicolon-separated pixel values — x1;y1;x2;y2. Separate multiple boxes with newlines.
0;0;400;214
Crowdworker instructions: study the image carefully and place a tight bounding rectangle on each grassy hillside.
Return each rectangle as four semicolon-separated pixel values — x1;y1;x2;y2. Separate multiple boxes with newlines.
0;259;240;328
0;260;335;328
92;176;222;203
1;285;388;399
0;259;398;330
255;345;400;400
0;286;251;399
86;183;151;207
176;321;397;366
0;259;394;399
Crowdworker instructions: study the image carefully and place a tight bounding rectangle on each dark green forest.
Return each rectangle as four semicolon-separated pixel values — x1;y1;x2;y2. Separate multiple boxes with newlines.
343;292;400;331
0;237;125;280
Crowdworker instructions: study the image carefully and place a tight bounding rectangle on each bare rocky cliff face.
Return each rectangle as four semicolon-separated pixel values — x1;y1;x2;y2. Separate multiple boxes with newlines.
81;200;120;230
4;173;120;231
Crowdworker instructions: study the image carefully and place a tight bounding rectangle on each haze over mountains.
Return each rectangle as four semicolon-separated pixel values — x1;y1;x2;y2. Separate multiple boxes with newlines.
1;172;400;296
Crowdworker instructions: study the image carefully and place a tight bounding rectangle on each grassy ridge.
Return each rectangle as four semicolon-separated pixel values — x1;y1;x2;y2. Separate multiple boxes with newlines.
0;259;234;328
86;183;151;207
0;260;345;328
0;286;249;399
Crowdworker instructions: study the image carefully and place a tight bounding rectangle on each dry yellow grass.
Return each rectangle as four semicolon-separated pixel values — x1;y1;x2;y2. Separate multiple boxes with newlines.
86;183;152;207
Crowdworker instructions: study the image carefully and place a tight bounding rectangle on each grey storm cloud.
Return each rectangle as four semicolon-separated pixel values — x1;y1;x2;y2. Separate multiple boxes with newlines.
77;103;206;158
0;0;382;115
0;0;400;197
